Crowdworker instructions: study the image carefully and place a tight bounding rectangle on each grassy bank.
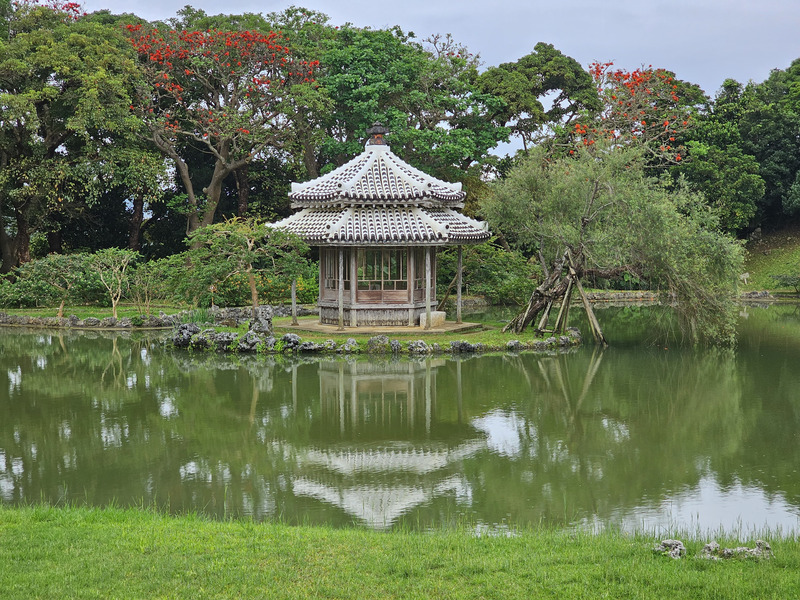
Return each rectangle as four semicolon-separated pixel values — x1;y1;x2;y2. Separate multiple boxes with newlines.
743;224;800;292
0;506;797;599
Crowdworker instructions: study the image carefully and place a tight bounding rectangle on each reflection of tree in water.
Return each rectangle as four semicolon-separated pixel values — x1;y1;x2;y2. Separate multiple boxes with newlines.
721;304;800;507
441;347;751;527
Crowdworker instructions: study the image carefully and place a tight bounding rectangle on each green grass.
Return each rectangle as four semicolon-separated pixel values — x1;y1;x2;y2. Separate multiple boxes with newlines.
0;506;797;599
270;316;565;353
742;224;800;292
0;303;184;320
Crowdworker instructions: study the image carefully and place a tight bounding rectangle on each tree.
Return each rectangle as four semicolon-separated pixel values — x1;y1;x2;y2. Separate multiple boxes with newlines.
0;251;103;311
478;42;601;152
0;0;142;271
676;142;764;232
125;20;320;236
90;248;139;319
691;73;800;228
290;23;507;184
563;62;706;168
186;218;309;317
483;142;744;345
23;253;95;317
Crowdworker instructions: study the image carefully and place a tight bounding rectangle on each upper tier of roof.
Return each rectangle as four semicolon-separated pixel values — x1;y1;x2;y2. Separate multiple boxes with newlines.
289;142;466;207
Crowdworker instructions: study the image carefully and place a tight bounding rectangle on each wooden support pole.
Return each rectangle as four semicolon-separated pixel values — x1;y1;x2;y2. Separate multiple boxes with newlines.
565;252;607;346
337;248;344;330
553;276;574;334
290;279;298;326
536;300;554;333
456;245;463;324
318;256;324;325
349;249;357;327
424;246;432;330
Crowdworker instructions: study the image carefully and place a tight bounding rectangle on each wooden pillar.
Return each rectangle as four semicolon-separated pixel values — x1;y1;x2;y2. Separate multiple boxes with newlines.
337;248;345;330
349;249;357;327
424;246;431;330
456;245;463;324
318;256;324;325
290;279;298;326
408;247;415;326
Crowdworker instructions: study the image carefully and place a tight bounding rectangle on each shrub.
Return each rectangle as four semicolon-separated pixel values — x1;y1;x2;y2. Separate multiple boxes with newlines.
437;242;539;305
770;274;800;292
0;254;105;311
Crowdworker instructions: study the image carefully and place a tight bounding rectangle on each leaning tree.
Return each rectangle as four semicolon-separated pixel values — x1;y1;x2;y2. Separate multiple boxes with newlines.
483;142;744;345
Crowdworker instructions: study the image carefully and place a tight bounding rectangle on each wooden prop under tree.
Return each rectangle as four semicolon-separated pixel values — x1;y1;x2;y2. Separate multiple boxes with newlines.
504;249;607;346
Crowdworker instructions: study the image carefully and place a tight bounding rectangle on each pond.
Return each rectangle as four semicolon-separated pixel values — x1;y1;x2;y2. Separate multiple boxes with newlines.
1;303;799;535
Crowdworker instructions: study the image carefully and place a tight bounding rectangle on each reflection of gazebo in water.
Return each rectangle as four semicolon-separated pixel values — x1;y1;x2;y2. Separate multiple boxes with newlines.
291;359;487;529
273;124;491;329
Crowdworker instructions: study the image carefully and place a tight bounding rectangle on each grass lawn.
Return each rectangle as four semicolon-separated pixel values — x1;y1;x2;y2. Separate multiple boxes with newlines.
742;224;800;293
0;506;797;599
0;303;185;320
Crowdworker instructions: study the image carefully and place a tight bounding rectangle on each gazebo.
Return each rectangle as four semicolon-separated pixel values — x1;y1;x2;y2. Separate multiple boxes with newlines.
273;124;491;329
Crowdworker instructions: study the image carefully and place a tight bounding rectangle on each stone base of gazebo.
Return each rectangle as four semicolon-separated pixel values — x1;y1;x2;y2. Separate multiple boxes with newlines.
319;303;439;327
281;316;482;335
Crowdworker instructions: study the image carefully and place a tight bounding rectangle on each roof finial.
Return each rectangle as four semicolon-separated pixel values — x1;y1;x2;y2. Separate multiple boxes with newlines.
366;122;390;145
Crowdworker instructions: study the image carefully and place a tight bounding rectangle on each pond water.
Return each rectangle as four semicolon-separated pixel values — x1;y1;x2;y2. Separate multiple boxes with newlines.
1;304;799;535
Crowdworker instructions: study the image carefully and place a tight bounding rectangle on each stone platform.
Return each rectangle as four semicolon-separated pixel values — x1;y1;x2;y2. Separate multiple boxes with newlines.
274;316;483;336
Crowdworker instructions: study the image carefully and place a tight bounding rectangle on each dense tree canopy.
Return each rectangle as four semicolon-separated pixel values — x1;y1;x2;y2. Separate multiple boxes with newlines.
0;0;141;270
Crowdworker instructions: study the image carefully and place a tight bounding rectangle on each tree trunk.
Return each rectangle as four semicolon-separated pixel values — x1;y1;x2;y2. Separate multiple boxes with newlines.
0;227;16;274
302;137;319;179
247;268;259;320
197;162;228;230
15;208;31;265
128;193;144;251
234;165;250;217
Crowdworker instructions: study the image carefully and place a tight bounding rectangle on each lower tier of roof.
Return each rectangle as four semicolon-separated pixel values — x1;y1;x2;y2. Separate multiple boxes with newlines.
272;206;491;245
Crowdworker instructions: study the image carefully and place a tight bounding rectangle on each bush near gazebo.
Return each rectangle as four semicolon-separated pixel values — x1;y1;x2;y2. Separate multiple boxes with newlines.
0;254;106;313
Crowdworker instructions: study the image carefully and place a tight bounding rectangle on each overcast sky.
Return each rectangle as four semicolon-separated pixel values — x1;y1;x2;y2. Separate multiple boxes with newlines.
81;0;800;98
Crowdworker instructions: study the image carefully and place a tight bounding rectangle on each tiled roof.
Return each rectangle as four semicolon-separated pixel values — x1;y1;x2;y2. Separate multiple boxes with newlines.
289;143;466;206
272;206;490;245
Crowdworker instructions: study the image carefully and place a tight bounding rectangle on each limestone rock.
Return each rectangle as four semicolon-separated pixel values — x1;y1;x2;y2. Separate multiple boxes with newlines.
281;333;301;351
408;340;430;355
654;539;686;559
249;305;274;335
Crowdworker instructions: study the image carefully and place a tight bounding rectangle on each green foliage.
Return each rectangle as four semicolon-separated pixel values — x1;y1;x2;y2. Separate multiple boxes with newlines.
677;142;764;232
127;257;179;314
770;274;800;292
301;24;508;188
484;142;744;344
184;218;312;309
0;1;142;270
214;270;318;306
90;248;139;319
478;42;601;150
0;253;104;311
437;242;539;305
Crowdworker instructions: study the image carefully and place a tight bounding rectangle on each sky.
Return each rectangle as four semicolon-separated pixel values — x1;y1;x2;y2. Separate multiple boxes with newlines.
79;0;800;98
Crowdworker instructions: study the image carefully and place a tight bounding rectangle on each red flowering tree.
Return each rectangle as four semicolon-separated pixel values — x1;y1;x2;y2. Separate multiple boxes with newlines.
567;62;701;164
125;23;318;234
